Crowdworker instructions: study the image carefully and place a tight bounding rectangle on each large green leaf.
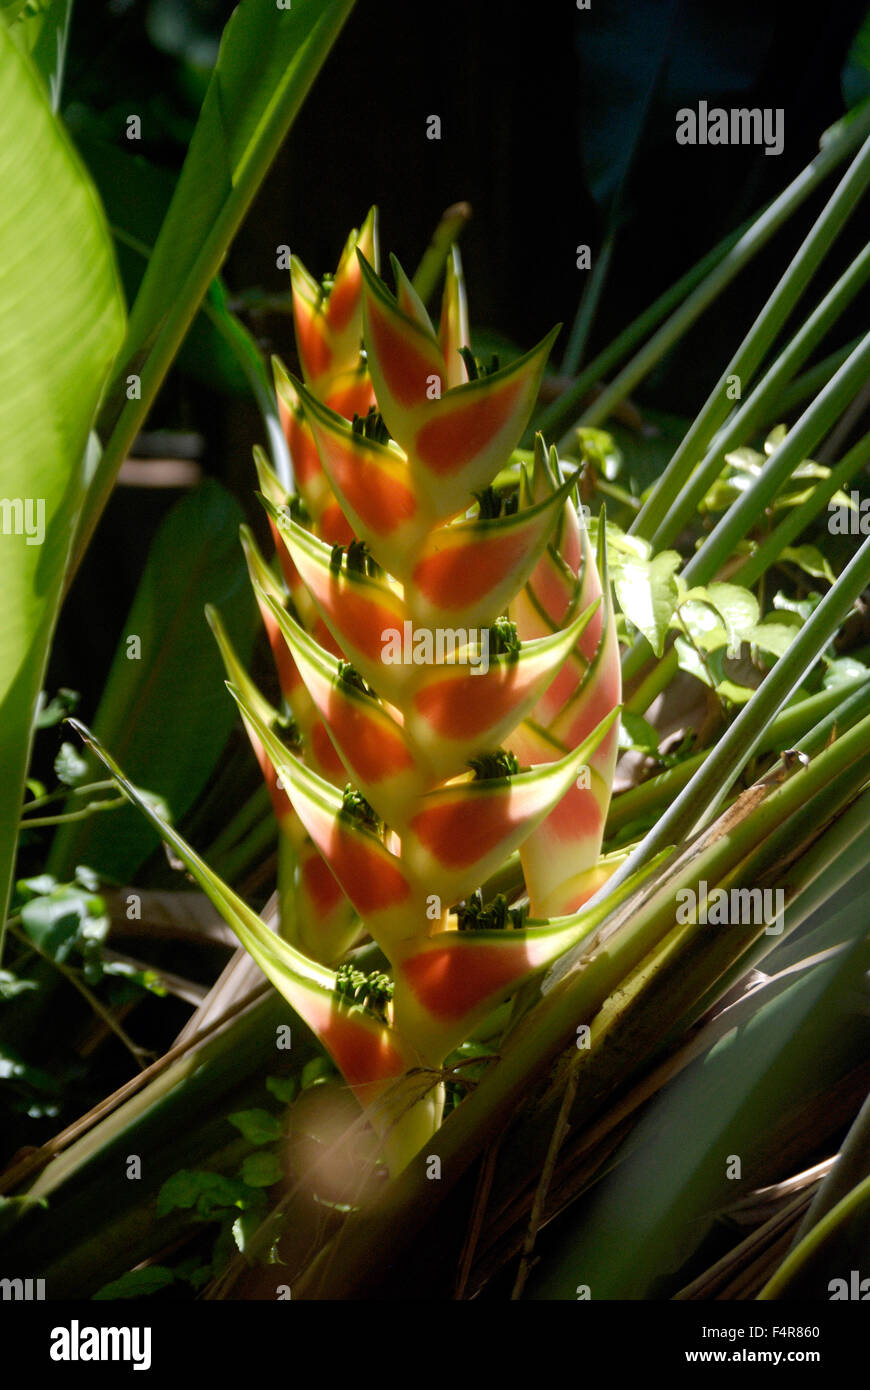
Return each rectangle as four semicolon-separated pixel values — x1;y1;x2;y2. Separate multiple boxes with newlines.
72;132;291;482
72;0;356;573
48;482;256;882
73;134;248;397
0;16;124;936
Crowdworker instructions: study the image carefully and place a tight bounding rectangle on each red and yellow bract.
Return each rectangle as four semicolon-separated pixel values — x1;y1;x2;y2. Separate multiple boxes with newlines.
211;212;622;1171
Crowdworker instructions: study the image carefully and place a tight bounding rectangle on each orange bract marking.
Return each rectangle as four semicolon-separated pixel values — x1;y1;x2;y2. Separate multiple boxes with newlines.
318;502;354;547
413;665;533;738
310;719;345;780
294;302;332;383
330;826;410;914
313;617;343;659
322;1011;406;1086
283;409;323;489
414;529;526;609
301;850;344;915
368;298;440;408
328;260;360;334
415;378;522;474
401;941;531;1020
534;657;581;725
326;376;376;420
262;612;302;698
543;782;602;842
268;523;301;592
559;663;621;750
322;436;417;536
265;769;293;821
314;583;402;664
526;552;575;626
411;791;520;868
326;693;413;781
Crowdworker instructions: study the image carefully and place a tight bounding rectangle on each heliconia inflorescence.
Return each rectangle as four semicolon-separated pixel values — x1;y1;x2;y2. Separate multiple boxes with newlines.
209;210;623;1171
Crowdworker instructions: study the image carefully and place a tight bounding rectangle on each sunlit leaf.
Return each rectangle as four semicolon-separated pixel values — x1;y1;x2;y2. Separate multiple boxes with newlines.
780;543;836;584
612;551;681;656
0;19;124;930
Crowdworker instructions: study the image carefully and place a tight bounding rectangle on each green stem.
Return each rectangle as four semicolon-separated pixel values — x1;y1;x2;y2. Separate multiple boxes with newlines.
624;645;678;712
773;336;862;420
602;532;870;895
795;673;870;756
632;125;870;541
207;782;272;863
212;809;277;885
529;216;746;447
647;241;870;552
734;428;870;587
478;779;870;1297
607;751;706;836
680;332;870;588
791;1088;870;1245
527;112;870;454
562;706;870;986
761;786;870;936
560;232;615;377
20;797;125;829
758;1170;870;1299
608;672;870;835
557;741;870;1145
664;771;870;1035
6;921;148;1070
21;779;115;813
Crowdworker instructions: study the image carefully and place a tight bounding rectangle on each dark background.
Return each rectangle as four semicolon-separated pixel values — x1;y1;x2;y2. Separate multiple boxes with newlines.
50;0;870;722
